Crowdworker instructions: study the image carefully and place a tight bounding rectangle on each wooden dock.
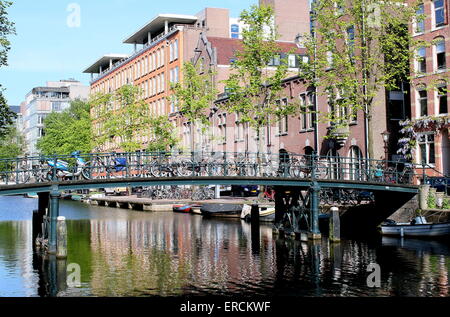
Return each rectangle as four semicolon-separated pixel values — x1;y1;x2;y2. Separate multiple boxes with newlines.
86;196;272;212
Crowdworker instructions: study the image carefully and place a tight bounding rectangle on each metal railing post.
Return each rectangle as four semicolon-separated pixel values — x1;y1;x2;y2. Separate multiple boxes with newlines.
52;156;57;181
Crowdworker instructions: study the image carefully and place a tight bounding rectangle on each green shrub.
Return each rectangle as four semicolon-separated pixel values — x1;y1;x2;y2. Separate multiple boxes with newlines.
428;192;437;209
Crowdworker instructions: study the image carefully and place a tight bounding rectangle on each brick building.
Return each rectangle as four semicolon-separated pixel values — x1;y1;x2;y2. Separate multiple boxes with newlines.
409;0;450;177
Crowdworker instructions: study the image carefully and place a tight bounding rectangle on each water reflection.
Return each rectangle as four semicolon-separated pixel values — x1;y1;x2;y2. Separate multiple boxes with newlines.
0;198;449;297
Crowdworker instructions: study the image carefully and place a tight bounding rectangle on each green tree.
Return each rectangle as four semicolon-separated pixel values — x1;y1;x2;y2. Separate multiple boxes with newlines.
37;100;93;155
171;61;218;152
221;4;297;154
0;126;24;171
0;1;16;138
91;85;151;153
147;115;179;152
301;0;419;159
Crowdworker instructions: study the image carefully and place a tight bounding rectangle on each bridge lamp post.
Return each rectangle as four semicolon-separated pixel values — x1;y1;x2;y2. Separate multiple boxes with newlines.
381;130;390;166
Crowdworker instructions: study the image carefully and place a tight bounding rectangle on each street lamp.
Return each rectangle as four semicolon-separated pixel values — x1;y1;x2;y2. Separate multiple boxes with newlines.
381;130;390;166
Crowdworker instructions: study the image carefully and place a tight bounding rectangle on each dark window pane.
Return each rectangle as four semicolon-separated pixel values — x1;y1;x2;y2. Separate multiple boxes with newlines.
419;90;428;116
437;52;446;69
429;142;436;164
440;95;448;113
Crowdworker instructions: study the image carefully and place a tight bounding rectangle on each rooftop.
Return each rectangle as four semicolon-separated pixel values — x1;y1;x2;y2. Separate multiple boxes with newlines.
123;14;198;44
31;87;70;94
83;54;130;74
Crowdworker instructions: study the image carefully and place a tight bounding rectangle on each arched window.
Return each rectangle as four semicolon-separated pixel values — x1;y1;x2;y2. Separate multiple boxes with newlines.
348;146;363;181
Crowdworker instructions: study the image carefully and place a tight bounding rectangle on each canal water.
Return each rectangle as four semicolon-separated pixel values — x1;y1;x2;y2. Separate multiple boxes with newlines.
0;196;449;297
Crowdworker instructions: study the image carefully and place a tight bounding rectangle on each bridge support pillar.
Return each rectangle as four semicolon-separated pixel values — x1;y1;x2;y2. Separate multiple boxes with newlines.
309;181;321;240
33;193;49;247
48;190;61;255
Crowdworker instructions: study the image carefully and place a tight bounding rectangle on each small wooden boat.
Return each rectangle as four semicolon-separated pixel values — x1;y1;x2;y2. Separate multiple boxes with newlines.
200;203;243;218
381;217;450;238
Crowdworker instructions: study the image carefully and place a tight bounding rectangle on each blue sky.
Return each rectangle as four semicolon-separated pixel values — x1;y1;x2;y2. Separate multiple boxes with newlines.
0;0;256;106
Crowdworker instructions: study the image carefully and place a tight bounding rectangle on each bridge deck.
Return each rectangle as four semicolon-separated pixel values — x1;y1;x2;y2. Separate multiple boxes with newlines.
0;176;419;196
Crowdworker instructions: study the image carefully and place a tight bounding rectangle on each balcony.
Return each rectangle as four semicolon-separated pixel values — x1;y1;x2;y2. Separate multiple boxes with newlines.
327;124;350;148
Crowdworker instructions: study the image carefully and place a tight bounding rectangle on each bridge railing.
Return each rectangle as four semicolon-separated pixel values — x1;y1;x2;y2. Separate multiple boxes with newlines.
0;151;425;186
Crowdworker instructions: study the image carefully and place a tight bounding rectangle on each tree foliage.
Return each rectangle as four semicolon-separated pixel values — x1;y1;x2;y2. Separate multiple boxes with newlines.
220;4;297;153
171;61;218;151
90;85;151;152
0;126;23;159
37;100;93;155
146;115;179;153
0;0;16;138
301;0;419;157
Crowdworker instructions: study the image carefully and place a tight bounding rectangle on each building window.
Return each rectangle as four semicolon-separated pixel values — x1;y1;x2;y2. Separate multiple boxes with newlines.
231;24;240;39
307;93;316;129
327;149;342;180
268;54;281;66
417;47;427;74
434;0;446;28
288;55;297;68
437;84;448;114
349;146;363;181
170;40;179;61
52;102;62;112
418;88;428;116
278;99;288;135
416;3;425;33
435;39;446;70
418;133;435;165
300;94;307;131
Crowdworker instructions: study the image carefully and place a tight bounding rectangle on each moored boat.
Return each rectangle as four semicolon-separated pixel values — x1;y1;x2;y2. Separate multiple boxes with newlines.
173;205;192;213
240;204;276;222
381;217;450;238
200;203;243;218
191;205;202;215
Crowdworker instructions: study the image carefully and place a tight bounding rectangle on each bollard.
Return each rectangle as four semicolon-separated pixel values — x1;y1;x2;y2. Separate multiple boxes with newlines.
56;216;67;259
329;207;341;242
419;185;430;210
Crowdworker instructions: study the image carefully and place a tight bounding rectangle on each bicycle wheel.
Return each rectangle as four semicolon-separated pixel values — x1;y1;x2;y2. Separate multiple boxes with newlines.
177;161;194;177
150;163;169;177
289;158;303;178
